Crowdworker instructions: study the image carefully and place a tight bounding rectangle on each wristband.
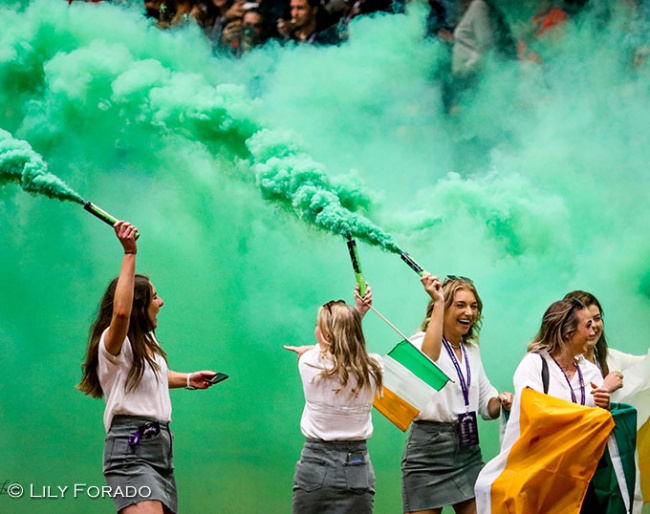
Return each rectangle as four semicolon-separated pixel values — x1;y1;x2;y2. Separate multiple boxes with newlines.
124;251;137;254
185;373;196;390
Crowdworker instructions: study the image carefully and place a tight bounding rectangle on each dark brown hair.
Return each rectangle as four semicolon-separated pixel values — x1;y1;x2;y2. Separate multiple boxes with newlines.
563;290;609;375
77;274;167;399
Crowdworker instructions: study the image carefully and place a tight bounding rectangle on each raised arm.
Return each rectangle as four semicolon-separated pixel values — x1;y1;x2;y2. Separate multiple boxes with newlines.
104;221;138;356
420;273;444;362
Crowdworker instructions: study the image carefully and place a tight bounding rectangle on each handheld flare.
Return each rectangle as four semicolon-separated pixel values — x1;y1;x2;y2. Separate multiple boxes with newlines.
400;252;424;276
346;238;367;297
84;202;140;240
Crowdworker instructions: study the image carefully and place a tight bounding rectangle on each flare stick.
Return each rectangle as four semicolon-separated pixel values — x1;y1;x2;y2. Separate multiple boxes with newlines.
84;201;141;240
346;238;367;297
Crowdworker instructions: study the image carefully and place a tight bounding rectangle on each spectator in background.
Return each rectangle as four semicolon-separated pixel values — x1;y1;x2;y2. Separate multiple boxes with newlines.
277;0;342;44
241;8;268;51
448;0;515;111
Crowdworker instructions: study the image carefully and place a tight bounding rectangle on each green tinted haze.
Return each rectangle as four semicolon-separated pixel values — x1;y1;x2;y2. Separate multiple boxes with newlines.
1;1;649;513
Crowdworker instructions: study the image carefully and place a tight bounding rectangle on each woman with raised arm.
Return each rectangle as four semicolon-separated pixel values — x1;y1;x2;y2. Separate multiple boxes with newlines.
401;273;512;514
78;221;218;514
284;285;382;514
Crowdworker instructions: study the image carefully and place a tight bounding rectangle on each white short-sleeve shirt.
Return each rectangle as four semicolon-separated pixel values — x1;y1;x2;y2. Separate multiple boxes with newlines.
298;347;383;441
409;331;498;422
98;329;172;432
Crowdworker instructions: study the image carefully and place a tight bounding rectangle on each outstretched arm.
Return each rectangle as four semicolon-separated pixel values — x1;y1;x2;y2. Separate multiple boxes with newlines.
420;273;444;362
169;370;218;390
104;221;138;356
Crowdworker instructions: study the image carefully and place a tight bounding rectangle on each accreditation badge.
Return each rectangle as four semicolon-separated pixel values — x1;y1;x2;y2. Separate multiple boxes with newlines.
457;411;479;447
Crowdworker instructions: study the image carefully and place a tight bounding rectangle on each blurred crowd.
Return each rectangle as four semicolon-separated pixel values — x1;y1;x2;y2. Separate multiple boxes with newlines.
69;0;650;110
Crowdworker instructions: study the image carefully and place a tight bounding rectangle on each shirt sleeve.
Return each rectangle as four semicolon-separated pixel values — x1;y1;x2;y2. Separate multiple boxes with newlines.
513;353;545;395
98;328;125;366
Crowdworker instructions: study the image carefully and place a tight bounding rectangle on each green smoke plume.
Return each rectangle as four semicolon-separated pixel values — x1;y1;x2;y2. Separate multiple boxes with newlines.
0;128;85;204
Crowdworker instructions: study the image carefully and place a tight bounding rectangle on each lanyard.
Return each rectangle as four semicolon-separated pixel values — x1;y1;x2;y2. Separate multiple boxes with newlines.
443;338;471;407
550;355;585;405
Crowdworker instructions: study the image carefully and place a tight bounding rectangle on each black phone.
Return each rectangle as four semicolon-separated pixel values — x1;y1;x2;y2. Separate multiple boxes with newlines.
205;372;229;385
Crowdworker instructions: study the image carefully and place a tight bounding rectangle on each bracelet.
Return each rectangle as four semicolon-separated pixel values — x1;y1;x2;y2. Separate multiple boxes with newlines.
185;373;196;390
124;251;137;255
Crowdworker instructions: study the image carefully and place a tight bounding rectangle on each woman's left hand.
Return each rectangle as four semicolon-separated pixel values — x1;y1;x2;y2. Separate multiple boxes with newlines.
590;382;611;409
189;370;219;390
499;392;514;411
354;283;372;316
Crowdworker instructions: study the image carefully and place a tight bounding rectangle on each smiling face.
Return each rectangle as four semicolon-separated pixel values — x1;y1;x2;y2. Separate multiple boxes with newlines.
443;288;478;344
147;282;164;329
565;307;596;357
586;303;603;349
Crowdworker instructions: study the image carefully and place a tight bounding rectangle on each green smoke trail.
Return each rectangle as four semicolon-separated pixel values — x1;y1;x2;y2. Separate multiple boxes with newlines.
0;128;85;204
1;2;650;514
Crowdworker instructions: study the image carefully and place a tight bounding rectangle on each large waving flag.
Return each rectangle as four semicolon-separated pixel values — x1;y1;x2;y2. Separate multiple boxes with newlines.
611;348;650;506
582;403;637;514
475;388;615;514
373;340;450;431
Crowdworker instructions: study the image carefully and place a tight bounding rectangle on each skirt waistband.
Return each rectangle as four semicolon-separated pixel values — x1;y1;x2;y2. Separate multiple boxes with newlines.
413;420;458;431
304;438;368;451
111;414;170;430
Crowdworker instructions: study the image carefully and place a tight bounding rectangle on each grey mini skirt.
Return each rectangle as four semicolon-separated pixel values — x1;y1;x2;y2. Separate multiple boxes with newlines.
293;438;375;514
401;420;484;512
103;415;177;513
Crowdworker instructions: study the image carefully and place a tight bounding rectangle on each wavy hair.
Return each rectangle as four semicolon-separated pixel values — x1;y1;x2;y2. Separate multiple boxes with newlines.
316;300;382;395
420;277;483;345
527;298;586;355
77;274;168;399
563;291;609;375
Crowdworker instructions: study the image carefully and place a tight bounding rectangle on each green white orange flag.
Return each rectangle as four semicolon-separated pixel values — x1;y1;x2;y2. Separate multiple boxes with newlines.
475;388;615;514
611;348;650;509
373;340;451;431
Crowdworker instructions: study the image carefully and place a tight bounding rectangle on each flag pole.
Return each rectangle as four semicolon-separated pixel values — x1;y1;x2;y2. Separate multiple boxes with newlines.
368;305;410;341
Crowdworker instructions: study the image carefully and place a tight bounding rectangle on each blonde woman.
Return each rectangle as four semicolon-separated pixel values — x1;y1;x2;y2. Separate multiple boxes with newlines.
285;287;382;514
402;274;512;514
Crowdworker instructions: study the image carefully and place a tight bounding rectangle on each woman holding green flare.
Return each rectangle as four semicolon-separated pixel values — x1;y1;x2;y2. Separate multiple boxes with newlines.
285;284;382;514
402;273;512;514
78;220;218;514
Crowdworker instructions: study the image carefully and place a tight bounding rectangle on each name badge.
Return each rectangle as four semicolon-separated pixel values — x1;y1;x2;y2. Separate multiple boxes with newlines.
457;411;479;447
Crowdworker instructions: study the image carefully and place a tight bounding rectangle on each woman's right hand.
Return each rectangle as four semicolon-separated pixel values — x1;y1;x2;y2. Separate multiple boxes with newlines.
284;345;314;359
420;272;444;304
114;220;138;255
602;371;624;393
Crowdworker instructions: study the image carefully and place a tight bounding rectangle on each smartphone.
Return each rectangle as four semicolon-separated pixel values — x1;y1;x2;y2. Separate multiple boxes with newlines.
205;372;229;385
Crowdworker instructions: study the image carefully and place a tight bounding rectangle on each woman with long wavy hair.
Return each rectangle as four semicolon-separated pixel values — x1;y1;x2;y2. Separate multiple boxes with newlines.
78;221;218;514
401;273;512;514
284;286;382;514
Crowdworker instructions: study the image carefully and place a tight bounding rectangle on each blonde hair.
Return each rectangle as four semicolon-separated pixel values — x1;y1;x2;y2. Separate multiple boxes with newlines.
420;277;483;345
527;298;586;355
316;300;382;395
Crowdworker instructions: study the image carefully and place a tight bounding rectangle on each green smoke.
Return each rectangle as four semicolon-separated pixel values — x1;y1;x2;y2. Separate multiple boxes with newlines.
0;128;85;204
1;1;650;514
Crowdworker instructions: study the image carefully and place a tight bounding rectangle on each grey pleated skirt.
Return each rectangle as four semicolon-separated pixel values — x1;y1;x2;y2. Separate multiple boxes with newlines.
293;438;375;514
401;420;484;512
103;415;177;513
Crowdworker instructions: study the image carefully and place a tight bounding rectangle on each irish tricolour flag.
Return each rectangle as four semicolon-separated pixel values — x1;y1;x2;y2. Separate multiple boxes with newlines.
475;388;638;514
373;340;451;431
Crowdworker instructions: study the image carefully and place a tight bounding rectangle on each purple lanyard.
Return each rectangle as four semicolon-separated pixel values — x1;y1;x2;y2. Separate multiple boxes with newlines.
443;338;471;407
550;355;585;405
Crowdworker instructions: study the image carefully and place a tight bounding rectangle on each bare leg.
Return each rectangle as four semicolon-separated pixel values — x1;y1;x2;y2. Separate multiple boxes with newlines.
120;500;166;514
453;498;477;514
